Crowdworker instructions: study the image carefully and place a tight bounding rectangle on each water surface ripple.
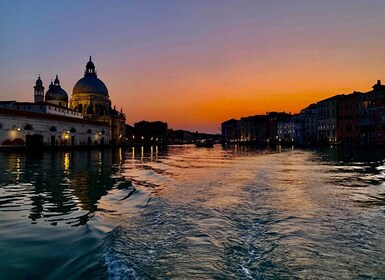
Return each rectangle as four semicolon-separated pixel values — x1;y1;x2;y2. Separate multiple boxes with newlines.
1;146;385;279
104;146;385;279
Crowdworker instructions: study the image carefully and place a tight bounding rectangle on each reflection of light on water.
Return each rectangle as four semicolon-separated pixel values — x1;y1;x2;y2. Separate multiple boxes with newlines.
119;148;122;164
64;152;70;171
141;146;144;162
15;157;21;183
150;146;153;161
155;146;158;161
98;151;102;174
131;147;135;164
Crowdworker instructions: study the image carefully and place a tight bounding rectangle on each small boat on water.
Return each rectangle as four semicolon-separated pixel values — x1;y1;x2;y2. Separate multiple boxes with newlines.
195;139;214;148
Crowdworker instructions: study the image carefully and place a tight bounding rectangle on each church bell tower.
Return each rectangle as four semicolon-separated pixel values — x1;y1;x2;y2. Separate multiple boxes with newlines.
34;75;45;103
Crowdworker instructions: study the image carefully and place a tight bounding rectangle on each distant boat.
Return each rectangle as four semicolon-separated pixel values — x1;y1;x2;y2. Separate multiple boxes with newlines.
195;139;214;148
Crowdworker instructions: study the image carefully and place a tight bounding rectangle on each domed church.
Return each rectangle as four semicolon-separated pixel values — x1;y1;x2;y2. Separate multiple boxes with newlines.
71;57;126;144
31;57;126;145
71;57;111;118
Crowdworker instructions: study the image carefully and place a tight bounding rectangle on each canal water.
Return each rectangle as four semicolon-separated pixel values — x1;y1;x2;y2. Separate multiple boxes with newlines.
0;145;385;279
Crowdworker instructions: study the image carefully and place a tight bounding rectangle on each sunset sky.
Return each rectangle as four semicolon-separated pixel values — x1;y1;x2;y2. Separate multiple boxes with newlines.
1;1;385;133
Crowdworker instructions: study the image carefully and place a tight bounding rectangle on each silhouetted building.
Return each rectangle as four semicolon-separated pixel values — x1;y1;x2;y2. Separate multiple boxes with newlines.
267;112;291;143
219;79;385;146
133;121;168;143
299;104;317;144
337;92;363;144
239;115;268;143
221;119;238;143
317;95;341;144
277;115;303;144
168;129;194;143
359;80;385;144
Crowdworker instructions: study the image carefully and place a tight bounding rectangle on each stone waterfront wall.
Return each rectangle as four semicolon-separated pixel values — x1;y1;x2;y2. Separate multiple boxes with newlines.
0;108;109;147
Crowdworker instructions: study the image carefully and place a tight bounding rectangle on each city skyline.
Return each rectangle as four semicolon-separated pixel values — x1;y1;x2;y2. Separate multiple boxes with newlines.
1;1;385;133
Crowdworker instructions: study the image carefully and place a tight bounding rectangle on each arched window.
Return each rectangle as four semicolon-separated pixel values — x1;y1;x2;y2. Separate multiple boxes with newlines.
101;130;105;135
70;127;76;133
24;124;33;130
50;126;57;132
87;129;92;134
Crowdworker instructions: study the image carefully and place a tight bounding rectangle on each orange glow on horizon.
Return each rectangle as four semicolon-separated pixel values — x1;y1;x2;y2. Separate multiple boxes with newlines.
3;1;385;134
106;55;379;133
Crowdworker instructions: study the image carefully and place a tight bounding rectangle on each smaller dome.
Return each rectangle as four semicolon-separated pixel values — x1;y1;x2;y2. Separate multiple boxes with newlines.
45;76;68;102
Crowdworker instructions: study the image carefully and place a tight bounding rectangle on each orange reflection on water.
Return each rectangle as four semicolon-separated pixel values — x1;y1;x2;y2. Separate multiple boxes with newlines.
64;152;70;171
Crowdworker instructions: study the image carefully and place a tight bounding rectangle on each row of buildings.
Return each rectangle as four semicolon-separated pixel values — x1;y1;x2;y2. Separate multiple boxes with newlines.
0;57;126;147
221;80;385;145
126;120;220;145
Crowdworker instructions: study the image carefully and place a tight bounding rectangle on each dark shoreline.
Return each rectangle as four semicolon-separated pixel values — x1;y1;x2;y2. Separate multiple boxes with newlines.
2;142;385;153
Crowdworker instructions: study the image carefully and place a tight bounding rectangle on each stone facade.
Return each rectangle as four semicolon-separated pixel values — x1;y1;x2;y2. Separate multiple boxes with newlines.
0;108;109;147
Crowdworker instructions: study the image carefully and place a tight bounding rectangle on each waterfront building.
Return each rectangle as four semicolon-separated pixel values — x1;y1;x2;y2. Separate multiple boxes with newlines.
277;115;303;144
239;115;268;144
337;92;363;145
277;120;295;143
220;80;385;146
360;92;375;144
0;57;125;147
167;129;193;144
267;112;291;143
292;115;305;144
316;95;341;144
221;119;239;143
0;107;109;146
359;80;385;145
299;104;317;144
133;120;168;143
221;113;290;144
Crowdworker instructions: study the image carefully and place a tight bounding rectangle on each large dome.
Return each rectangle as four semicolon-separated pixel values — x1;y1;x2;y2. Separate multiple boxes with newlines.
73;76;109;96
45;75;68;102
72;57;109;97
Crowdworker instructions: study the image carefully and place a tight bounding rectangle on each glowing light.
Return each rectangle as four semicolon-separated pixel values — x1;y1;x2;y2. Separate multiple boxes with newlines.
64;152;70;171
